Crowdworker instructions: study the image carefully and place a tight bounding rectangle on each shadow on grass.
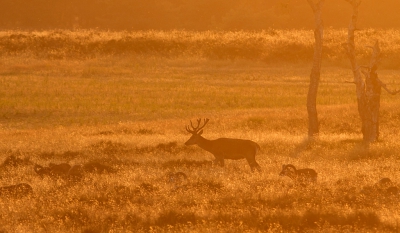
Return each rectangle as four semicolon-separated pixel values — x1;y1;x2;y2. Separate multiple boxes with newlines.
87;140;193;157
268;209;383;231
162;159;213;169
38;151;81;160
136;141;196;155
136;141;180;154
118;208;391;231
94;127;157;136
290;137;316;157
89;140;130;156
211;209;388;231
155;210;197;226
79;202;396;232
347;143;371;160
189;180;224;193
290;136;373;160
346;140;397;161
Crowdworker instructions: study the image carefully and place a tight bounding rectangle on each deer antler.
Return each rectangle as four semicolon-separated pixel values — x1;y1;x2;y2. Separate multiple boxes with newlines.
186;118;209;134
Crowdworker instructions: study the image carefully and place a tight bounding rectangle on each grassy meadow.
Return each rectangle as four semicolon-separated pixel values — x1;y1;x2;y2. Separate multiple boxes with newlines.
0;29;400;232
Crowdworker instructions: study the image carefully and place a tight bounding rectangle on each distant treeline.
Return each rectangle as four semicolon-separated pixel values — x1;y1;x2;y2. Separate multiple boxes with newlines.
1;29;399;68
0;0;399;30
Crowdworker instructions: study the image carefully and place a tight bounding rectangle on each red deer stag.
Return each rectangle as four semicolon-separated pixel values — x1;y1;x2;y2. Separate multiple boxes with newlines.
185;118;261;172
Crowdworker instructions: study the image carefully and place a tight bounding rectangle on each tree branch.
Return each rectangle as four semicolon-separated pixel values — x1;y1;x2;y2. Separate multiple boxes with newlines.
307;0;324;12
307;0;317;12
378;80;400;95
368;41;381;71
344;0;362;7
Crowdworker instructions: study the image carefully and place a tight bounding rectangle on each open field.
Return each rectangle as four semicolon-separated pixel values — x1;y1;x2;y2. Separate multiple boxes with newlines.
1;30;400;232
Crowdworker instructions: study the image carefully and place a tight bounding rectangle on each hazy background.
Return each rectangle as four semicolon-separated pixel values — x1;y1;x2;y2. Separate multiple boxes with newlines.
0;0;399;30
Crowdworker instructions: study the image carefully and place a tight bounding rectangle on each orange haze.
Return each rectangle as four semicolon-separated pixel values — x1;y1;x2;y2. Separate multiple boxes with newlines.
0;0;399;30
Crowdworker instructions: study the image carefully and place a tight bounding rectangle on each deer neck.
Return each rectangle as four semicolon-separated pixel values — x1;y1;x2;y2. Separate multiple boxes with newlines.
196;136;214;153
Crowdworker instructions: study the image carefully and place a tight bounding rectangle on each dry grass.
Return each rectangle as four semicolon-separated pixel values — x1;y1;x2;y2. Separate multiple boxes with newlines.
0;30;400;232
0;29;400;67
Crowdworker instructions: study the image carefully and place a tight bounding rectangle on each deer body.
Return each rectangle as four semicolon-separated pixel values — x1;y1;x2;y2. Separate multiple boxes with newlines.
185;118;261;172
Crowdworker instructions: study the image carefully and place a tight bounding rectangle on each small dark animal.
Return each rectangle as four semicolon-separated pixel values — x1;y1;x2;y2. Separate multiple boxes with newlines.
279;164;317;185
0;183;33;198
376;178;393;189
371;178;399;196
34;164;51;177
34;163;71;178
185;118;261;172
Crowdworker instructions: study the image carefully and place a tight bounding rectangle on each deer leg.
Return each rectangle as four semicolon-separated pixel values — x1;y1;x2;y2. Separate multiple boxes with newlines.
250;163;261;172
246;157;261;172
253;162;262;172
212;158;220;166
212;157;224;167
212;154;225;167
219;158;224;167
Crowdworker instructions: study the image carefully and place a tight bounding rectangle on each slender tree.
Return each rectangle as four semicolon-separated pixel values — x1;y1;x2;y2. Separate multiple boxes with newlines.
306;0;324;138
343;0;400;143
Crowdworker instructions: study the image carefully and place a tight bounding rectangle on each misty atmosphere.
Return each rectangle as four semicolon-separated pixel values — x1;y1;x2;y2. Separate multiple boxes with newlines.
1;0;400;30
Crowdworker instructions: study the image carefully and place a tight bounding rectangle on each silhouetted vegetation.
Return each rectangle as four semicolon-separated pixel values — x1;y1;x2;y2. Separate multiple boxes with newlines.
0;30;399;68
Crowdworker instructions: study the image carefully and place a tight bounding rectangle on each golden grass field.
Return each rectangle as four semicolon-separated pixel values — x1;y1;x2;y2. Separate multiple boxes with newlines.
0;30;400;232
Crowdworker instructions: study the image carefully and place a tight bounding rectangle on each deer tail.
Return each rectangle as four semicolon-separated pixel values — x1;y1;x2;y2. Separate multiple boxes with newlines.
255;143;261;153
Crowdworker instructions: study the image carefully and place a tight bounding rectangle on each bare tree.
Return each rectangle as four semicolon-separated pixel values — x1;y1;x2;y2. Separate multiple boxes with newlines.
306;0;324;138
343;0;400;143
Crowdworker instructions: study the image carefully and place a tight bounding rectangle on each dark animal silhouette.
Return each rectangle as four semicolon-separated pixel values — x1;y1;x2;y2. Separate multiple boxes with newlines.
34;161;114;182
34;163;71;178
0;183;33;198
185;118;261;172
362;178;399;196
376;178;393;189
279;164;317;185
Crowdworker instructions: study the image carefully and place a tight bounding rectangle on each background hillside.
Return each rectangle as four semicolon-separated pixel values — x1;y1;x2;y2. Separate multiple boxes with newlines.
0;0;399;30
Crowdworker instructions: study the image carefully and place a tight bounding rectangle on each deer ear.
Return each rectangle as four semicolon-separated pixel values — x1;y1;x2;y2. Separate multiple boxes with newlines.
198;129;203;135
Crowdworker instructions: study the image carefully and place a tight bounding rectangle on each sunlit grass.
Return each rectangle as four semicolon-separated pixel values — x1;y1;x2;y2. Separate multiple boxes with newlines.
0;30;400;232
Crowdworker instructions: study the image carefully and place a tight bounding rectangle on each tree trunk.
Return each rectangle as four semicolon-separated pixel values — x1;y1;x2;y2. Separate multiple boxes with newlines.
343;0;391;143
307;0;324;138
362;59;381;142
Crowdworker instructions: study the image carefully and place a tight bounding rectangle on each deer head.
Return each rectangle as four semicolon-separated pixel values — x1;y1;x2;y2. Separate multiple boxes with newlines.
185;118;209;146
279;164;297;178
